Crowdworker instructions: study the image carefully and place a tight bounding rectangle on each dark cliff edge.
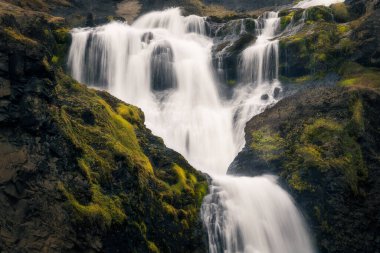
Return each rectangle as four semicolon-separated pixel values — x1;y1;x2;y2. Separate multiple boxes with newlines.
0;2;208;252
228;1;380;252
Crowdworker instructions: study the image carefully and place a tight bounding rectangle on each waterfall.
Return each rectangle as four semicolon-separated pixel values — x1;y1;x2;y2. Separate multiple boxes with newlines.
294;0;345;8
202;176;315;253
68;8;314;253
232;12;281;151
68;8;235;174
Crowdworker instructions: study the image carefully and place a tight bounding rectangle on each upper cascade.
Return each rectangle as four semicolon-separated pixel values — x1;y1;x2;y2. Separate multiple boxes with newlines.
133;8;206;35
241;11;280;85
68;8;235;175
294;0;345;8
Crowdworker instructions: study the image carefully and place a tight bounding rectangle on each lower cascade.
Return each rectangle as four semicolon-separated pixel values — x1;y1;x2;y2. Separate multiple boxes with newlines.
202;176;315;253
68;7;315;253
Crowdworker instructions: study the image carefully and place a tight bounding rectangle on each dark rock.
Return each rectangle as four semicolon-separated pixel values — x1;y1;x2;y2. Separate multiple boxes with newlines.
150;42;177;92
212;28;256;86
261;94;269;100
351;8;380;68
86;13;95;27
81;110;95;125
141;32;153;44
273;87;280;98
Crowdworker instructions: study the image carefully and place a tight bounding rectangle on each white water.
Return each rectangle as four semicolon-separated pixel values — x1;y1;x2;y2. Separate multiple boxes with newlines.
232;12;281;150
294;0;345;8
202;176;315;253
68;8;314;253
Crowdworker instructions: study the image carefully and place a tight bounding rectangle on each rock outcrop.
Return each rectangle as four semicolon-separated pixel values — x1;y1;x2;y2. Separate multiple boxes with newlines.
228;84;380;253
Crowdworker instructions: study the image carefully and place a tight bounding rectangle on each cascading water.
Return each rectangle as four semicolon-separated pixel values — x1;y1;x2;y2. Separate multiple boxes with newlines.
68;8;235;173
232;12;281;151
294;0;345;8
202;176;315;253
68;7;314;253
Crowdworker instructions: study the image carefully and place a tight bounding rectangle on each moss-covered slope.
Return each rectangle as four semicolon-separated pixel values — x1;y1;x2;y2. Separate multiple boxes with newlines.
0;4;208;253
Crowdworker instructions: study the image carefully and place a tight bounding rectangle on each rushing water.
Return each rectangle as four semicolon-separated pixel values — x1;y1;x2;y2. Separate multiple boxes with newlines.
294;0;345;8
202;176;315;253
68;7;315;253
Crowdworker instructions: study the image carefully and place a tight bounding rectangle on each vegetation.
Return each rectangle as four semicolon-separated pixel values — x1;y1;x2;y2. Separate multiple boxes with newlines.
49;72;207;250
279;4;359;80
3;27;38;45
251;114;367;194
331;3;350;23
251;129;285;161
338;62;380;91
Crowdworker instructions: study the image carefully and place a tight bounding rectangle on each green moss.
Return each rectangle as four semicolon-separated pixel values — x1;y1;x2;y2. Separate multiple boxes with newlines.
117;103;143;125
338;62;380;90
59;182;126;227
331;3;350;22
53;28;70;43
251;129;285;161
147;241;160;253
170;164;191;194
4;27;37;45
292;118;367;193
280;11;295;30
51;55;59;64
51;27;71;66
304;6;334;23
351;99;365;133
52;76;159;226
288;172;314;191
227;79;237;87
301;118;343;143
280;18;355;77
51;71;208;250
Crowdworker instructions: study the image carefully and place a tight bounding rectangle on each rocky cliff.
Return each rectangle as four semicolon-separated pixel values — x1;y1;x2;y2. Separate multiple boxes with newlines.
0;2;208;252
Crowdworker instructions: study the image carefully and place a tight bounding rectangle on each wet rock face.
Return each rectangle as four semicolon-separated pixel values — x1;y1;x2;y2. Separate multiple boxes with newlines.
228;86;380;253
150;42;178;92
211;18;257;87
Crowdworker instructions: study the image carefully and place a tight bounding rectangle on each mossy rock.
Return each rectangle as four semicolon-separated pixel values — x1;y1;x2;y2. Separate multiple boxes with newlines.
229;86;380;253
331;3;351;23
338;62;380;91
279;20;355;78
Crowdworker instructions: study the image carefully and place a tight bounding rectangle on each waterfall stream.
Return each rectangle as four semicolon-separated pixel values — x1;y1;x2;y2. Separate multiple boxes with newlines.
68;7;316;253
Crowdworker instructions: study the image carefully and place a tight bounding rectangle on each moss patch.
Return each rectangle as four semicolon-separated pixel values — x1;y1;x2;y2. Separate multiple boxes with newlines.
251;129;285;161
279;7;356;78
331;3;350;22
3;27;38;45
338;62;380;91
